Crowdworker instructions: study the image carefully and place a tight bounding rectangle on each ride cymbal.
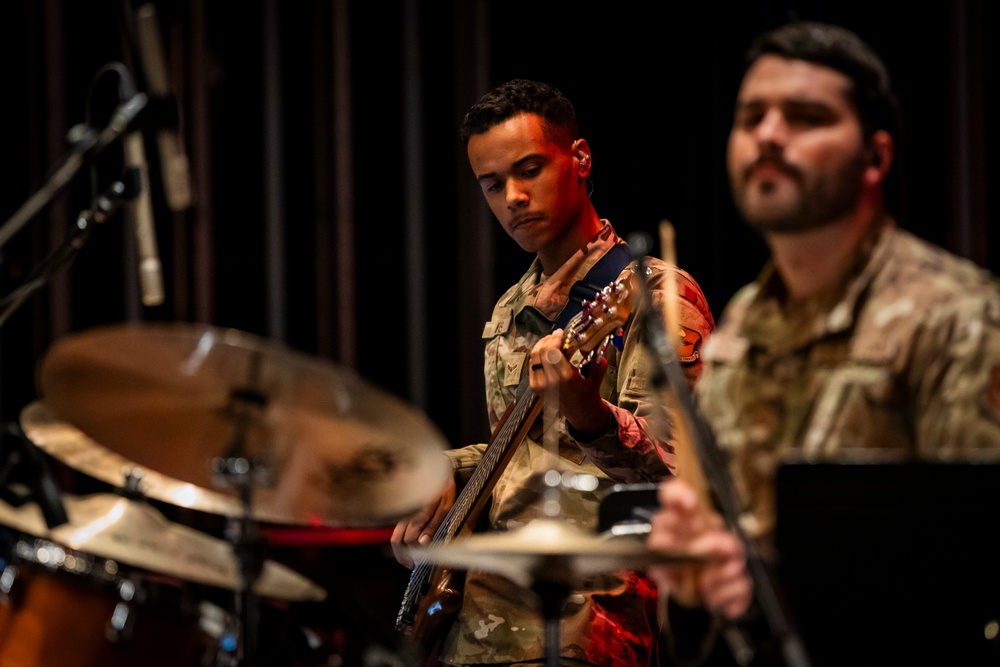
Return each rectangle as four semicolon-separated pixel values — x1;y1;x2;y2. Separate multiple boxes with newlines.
21;400;243;518
35;322;453;527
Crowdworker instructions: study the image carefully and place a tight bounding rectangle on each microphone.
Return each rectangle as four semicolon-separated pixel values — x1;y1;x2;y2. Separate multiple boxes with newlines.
123;125;164;306
135;3;192;211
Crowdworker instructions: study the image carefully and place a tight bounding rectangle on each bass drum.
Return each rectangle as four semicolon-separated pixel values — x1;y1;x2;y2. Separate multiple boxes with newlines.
0;534;217;667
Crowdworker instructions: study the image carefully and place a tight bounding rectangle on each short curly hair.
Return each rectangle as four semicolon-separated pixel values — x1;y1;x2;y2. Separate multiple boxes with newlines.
459;79;578;147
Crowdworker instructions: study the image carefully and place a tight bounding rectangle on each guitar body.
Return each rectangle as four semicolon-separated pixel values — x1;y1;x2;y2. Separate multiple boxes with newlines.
401;566;466;664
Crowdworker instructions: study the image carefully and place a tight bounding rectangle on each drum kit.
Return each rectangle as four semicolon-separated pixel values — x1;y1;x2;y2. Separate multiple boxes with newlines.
0;320;455;666
0;320;698;667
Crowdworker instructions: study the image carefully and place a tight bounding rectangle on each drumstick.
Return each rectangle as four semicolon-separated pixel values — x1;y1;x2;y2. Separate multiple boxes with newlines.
658;220;709;503
657;220;757;665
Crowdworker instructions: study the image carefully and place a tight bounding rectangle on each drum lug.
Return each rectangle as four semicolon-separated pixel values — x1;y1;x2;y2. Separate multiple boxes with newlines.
198;600;240;666
0;563;19;602
106;576;143;643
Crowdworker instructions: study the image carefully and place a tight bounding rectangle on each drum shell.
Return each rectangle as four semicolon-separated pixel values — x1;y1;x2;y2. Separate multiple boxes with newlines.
0;544;213;667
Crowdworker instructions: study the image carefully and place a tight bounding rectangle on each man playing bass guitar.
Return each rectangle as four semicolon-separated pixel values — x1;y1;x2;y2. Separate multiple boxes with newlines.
391;79;715;667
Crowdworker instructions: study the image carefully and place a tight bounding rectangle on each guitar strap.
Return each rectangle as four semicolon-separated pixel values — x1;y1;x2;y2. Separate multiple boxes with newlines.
553;242;633;330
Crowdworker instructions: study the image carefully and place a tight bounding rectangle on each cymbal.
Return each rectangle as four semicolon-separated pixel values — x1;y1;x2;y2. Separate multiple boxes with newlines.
35;322;453;527
21;400;243;518
408;517;701;590
0;492;326;601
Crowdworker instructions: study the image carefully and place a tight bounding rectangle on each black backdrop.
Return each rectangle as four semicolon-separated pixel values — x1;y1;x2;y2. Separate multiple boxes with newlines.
1;0;996;464
0;1;996;662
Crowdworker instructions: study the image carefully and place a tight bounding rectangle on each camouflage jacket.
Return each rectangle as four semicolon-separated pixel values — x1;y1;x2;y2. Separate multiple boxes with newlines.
440;222;715;666
696;218;1000;550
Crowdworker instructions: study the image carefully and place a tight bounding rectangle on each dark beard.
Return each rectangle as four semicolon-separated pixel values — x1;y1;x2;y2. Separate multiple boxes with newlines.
733;153;867;234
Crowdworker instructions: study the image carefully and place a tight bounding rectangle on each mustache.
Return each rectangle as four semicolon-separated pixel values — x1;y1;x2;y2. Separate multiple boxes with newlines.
511;213;542;226
742;156;802;182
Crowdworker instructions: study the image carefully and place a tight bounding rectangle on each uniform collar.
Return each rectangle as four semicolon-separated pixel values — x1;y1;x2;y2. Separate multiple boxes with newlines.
527;220;619;323
743;215;896;349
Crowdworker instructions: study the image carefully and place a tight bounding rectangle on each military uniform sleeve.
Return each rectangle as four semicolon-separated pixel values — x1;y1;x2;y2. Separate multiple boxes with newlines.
911;288;1000;454
570;262;716;484
444;443;489;488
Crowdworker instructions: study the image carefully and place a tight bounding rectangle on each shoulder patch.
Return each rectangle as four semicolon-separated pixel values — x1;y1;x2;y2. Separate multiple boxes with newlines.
677;325;703;363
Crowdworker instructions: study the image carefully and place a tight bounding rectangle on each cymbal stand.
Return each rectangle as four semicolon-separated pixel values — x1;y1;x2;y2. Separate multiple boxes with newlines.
212;354;270;667
531;470;596;667
532;568;572;667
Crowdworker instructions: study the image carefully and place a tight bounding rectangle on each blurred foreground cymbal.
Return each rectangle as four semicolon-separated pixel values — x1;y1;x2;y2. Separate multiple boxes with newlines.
408;517;701;589
21;400;243;518
0;492;326;601
36;322;453;527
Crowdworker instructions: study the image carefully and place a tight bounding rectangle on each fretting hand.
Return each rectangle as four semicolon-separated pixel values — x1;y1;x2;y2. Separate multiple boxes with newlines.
528;328;611;438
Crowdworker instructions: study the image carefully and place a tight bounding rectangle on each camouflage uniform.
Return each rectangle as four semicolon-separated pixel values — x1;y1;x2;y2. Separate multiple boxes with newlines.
439;222;715;667
696;217;1000;553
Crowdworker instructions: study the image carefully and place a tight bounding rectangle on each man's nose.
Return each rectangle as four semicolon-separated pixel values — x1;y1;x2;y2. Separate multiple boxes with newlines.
754;108;788;149
506;180;529;207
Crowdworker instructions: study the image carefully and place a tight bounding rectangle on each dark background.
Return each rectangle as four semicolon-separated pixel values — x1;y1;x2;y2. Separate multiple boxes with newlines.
0;1;995;663
1;0;995;452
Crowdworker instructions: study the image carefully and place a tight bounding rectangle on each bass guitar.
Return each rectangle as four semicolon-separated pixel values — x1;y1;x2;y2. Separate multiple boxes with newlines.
395;269;640;662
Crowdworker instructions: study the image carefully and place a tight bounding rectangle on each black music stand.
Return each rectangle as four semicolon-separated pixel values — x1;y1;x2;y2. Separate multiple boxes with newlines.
774;459;1000;667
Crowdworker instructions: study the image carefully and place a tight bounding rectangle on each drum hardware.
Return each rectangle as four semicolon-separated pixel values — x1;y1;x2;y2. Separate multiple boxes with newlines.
408;472;702;667
29;321;450;665
2;535;153;646
0;491;326;602
412;518;701;667
0;537;116;613
107;576;140;643
198;600;241;667
0;422;68;530
0;489;328;667
34;321;453;528
5;537;118;584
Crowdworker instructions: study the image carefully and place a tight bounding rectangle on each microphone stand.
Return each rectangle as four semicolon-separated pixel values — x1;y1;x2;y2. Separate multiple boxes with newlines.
627;236;812;667
0;92;147;251
0;86;148;328
0;170;141;329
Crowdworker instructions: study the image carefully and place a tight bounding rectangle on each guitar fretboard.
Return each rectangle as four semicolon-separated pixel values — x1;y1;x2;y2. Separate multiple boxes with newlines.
396;373;537;629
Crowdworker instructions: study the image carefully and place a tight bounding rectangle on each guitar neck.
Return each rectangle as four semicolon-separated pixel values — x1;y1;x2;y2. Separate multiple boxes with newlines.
396;375;542;632
438;374;541;542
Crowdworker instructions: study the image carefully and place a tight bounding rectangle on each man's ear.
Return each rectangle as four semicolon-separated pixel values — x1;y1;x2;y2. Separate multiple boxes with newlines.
573;138;592;177
865;130;893;186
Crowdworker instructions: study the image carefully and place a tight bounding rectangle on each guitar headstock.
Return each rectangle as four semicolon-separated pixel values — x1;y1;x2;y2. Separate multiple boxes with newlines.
561;269;639;371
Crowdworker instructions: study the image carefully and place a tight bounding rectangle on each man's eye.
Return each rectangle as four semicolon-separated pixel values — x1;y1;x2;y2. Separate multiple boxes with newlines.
787;111;831;127
734;110;763;129
521;164;541;178
485;180;503;193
